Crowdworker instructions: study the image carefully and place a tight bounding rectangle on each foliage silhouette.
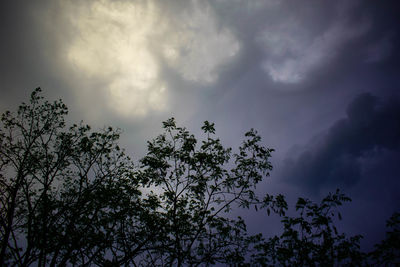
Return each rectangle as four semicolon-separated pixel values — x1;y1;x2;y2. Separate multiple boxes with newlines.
369;212;400;266
251;189;364;266
0;88;149;266
0;88;399;266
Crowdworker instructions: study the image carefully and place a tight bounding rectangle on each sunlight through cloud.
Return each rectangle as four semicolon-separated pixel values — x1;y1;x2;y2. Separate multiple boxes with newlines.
66;0;164;117
64;0;239;117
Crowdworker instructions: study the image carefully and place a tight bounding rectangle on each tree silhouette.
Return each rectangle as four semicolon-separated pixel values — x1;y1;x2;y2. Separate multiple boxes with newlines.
0;88;276;266
369;212;400;266
251;190;364;266
0;88;399;266
0;89;150;265
135;117;277;265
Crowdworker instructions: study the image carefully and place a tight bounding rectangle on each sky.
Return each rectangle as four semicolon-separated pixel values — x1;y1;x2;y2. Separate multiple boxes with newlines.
1;0;399;251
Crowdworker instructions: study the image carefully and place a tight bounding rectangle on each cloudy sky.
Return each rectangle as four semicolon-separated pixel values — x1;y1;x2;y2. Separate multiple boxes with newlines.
1;0;399;250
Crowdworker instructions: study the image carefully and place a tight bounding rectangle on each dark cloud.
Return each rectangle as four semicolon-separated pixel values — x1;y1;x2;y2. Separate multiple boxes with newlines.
283;93;400;194
277;92;400;249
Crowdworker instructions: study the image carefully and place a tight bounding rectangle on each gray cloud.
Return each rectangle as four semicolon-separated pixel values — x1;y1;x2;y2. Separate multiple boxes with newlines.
252;0;369;84
365;33;394;63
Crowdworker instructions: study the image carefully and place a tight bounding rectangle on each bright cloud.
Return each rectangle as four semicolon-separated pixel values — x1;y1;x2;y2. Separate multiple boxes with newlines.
63;0;239;117
161;1;239;83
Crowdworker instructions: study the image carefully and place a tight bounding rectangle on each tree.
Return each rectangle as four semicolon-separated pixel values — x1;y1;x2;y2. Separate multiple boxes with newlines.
369;212;400;265
251;189;365;266
1;88;398;266
135;118;277;266
0;88;279;266
0;88;152;266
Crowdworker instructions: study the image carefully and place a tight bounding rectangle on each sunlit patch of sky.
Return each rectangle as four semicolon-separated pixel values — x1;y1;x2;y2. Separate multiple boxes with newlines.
64;0;239;117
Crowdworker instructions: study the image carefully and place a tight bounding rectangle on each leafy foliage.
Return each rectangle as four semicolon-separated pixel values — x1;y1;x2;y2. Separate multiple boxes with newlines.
0;88;147;266
251;190;365;266
0;89;275;266
137;114;274;265
0;88;398;266
369;212;400;266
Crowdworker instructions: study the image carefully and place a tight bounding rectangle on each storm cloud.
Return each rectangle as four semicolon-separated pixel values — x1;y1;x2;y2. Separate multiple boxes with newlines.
283;93;400;194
